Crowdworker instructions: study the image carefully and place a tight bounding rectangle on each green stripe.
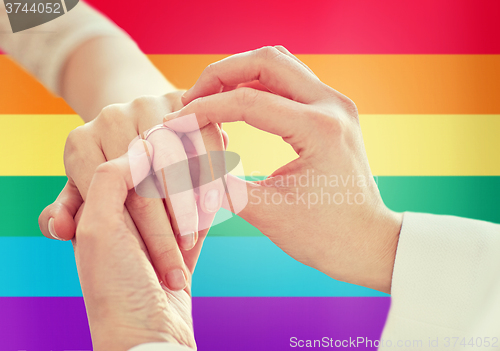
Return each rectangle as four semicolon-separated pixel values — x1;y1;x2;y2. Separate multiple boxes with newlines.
377;176;500;224
1;176;499;237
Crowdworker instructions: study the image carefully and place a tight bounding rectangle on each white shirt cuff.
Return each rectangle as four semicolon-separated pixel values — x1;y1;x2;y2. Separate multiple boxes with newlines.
381;212;500;346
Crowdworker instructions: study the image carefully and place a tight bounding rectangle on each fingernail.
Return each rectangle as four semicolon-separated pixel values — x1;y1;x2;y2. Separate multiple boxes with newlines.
165;269;187;291
163;111;180;125
181;88;192;101
180;232;197;251
48;218;63;241
205;189;221;213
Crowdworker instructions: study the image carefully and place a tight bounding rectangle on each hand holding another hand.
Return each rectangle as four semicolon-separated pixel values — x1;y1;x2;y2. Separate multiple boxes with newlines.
50;46;404;351
39;91;227;290
75;140;195;351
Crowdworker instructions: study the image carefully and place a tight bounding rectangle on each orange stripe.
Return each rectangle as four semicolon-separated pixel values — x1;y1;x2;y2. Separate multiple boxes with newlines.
0;57;74;114
1;55;499;114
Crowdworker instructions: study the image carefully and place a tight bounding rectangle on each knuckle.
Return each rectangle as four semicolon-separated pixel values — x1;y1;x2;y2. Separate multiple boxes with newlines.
341;96;359;119
235;87;260;110
133;95;154;106
257;46;281;61
76;218;122;243
130;96;157;112
66;125;86;150
126;193;154;212
203;62;218;79
273;45;290;54
94;161;121;179
193;95;208;111
309;109;344;136
155;244;181;264
64;125;91;164
97;103;124;127
325;90;359;120
75;220;100;242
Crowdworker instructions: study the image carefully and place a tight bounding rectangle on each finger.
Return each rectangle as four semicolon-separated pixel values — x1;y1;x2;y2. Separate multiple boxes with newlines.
64;126;108;202
96;99;193;289
165;90;186;111
66;127;151;258
84;139;153;219
185;123;226;215
237;80;272;92
183;123;225;272
220;80;272;95
219;174;278;226
80;140;157;270
181;46;324;105
126;134;190;290
273;45;316;76
126;190;188;291
147;127;199;251
165;91;317;155
38;179;83;241
76;141;167;314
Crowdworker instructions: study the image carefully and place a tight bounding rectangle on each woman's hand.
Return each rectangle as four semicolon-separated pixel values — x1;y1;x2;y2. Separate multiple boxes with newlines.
75;139;195;351
39;91;226;289
165;46;403;294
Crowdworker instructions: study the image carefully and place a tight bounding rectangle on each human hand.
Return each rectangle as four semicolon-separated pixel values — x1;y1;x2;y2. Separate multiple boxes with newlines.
39;91;227;289
165;46;403;294
75;139;195;351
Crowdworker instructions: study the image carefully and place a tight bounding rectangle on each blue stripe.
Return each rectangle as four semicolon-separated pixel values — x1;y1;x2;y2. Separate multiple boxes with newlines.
0;237;387;297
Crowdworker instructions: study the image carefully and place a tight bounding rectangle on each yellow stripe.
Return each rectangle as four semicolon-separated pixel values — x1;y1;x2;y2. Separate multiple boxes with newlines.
361;115;500;176
1;115;499;176
0;115;82;176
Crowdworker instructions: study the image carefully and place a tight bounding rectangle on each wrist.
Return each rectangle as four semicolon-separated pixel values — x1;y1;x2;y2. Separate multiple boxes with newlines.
358;207;403;294
319;204;402;294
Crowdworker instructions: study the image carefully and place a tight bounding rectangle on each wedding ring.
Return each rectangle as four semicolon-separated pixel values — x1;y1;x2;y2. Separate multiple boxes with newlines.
141;124;176;140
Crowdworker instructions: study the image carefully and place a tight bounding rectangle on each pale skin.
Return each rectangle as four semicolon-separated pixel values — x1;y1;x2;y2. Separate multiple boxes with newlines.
166;46;403;294
38;36;227;290
75;139;196;351
48;46;404;349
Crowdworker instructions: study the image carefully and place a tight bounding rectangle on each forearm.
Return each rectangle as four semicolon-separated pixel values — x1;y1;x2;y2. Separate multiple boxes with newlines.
1;1;176;122
60;35;176;122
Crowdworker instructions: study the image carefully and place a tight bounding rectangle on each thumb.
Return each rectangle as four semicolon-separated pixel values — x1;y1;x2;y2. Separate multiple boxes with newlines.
38;179;83;241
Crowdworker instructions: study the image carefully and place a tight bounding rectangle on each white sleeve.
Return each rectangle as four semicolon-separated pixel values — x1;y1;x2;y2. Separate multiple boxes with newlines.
128;342;193;351
0;1;132;95
380;212;500;350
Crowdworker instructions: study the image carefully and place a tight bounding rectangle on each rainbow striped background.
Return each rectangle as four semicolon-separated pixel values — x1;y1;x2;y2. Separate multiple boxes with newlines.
1;0;499;349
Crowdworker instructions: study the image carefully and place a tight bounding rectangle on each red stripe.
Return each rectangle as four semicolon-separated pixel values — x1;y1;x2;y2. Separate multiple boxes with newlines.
84;0;500;54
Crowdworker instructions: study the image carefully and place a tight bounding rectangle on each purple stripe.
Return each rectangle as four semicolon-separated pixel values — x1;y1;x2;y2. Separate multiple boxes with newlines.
0;297;390;350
